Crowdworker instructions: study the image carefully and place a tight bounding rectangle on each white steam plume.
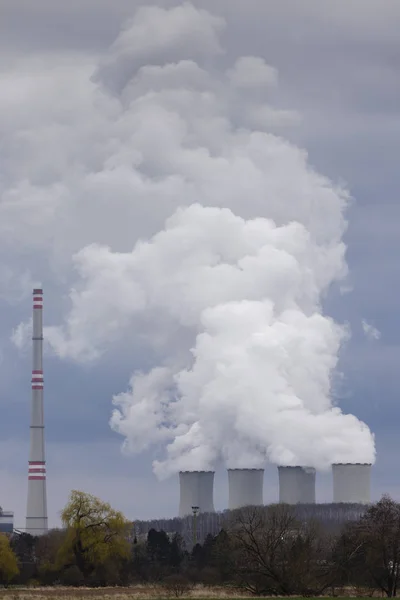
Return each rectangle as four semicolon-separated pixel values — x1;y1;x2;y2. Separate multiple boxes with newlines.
7;3;375;474
362;319;381;341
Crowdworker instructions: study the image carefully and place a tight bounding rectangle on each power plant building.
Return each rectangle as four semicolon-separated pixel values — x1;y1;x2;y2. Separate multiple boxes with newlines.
278;466;316;504
4;286;377;530
332;463;371;504
179;471;215;517
0;510;14;534
228;468;264;509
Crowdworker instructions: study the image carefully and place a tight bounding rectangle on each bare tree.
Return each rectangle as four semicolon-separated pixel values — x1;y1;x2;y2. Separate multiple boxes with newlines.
225;504;335;596
339;496;400;597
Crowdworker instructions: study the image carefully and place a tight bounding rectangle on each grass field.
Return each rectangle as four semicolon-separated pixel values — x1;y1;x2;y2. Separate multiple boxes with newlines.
0;587;248;600
0;587;382;600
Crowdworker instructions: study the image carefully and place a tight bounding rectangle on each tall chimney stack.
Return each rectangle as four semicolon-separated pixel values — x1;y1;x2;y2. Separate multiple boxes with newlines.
26;288;48;535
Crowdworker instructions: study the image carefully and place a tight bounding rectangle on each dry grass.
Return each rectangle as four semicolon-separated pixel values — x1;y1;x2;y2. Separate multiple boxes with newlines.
0;590;384;600
0;594;382;600
0;586;251;600
0;585;384;600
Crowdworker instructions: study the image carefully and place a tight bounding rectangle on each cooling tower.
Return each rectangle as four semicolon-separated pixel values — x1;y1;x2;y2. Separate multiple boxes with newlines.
228;468;264;509
278;466;316;504
179;471;215;517
332;463;371;504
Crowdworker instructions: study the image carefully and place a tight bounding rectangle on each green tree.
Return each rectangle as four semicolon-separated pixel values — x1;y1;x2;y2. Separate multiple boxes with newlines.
146;529;172;581
36;529;67;584
10;532;36;584
0;534;19;586
131;540;151;582
170;533;185;570
147;529;171;564
213;529;233;582
58;490;131;581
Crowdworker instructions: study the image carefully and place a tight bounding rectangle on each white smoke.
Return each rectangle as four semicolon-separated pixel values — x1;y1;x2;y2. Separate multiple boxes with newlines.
86;204;372;475
6;3;375;473
362;319;381;341
11;318;32;351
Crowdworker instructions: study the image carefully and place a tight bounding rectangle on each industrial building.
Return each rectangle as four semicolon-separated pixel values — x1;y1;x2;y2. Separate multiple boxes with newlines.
228;468;264;509
179;471;215;517
332;463;371;504
8;287;375;535
278;466;316;504
0;509;14;534
176;462;370;518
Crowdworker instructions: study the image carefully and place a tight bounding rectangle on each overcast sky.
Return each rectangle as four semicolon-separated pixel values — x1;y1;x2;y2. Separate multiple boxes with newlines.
1;1;399;529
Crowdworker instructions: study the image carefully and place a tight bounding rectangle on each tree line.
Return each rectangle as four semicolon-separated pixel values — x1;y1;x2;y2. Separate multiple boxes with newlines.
2;491;400;596
134;503;368;544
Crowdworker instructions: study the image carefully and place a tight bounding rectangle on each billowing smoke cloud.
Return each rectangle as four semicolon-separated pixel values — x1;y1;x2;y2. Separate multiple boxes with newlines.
63;203;373;475
7;3;375;473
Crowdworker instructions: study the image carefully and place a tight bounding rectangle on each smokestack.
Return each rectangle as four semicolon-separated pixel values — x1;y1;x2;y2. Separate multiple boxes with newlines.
26;288;48;535
228;468;264;510
179;471;215;517
278;466;316;504
332;463;371;504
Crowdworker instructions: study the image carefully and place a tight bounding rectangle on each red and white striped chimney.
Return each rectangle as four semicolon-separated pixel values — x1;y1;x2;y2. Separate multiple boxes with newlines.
26;288;48;535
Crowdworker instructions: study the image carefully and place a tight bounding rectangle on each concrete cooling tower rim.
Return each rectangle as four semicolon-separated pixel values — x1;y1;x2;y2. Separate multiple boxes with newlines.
333;463;372;466
179;470;215;473
227;468;264;472
278;465;316;474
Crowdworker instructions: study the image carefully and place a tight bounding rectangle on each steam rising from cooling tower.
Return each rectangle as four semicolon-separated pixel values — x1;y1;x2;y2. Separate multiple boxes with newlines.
179;471;215;517
278;466;316;504
25;4;375;476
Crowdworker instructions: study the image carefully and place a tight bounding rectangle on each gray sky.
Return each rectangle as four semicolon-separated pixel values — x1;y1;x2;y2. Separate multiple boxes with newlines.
0;1;399;528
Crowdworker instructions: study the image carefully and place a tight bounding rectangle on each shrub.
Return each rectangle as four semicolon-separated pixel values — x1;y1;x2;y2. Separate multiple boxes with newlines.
162;573;193;597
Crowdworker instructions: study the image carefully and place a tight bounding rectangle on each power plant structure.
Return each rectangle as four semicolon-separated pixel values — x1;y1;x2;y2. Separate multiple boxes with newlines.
278;466;316;504
332;463;371;504
179;471;215;517
176;463;372;517
1;287;377;536
26;288;48;536
0;509;14;534
228;468;264;509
